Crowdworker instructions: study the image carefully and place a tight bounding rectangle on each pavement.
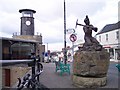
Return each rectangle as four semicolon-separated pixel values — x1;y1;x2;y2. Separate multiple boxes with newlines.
110;59;120;63
39;61;119;89
39;62;76;88
12;60;119;89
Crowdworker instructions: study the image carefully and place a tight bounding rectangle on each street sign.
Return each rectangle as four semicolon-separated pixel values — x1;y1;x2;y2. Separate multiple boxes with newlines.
66;28;75;34
70;34;77;42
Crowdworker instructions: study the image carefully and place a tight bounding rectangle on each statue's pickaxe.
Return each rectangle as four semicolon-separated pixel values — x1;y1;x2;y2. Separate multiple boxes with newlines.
75;19;98;32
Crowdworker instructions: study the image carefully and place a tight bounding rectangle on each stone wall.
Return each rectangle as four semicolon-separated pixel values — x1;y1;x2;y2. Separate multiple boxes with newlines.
10;66;31;86
2;66;31;87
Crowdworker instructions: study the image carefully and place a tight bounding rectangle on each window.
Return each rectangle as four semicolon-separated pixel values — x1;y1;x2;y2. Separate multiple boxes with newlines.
99;35;101;42
106;34;108;41
116;31;119;39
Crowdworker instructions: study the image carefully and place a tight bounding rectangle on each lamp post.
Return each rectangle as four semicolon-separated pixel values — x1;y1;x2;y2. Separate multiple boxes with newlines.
64;0;67;64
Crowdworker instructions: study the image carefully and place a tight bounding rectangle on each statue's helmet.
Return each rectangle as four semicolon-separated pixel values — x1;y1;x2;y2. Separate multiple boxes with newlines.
84;15;90;25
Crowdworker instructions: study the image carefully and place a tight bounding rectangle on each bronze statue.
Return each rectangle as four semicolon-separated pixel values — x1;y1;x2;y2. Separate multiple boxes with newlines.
76;15;102;51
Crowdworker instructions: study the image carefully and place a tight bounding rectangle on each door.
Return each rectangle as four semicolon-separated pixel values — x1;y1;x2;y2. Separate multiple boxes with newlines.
5;69;10;87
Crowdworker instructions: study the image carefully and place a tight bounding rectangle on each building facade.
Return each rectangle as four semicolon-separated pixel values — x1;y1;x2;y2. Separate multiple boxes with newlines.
1;37;37;87
12;9;45;61
1;9;45;88
96;21;120;60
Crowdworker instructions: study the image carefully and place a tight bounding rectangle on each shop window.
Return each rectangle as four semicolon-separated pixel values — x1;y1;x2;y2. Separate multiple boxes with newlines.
106;34;108;41
99;35;101;42
109;48;114;59
116;31;119;39
11;43;35;59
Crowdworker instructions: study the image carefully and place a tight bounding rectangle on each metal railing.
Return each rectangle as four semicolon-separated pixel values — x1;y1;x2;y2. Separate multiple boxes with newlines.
0;59;33;66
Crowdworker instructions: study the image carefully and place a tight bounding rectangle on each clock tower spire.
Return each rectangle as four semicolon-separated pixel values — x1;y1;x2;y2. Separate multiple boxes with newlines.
19;9;36;35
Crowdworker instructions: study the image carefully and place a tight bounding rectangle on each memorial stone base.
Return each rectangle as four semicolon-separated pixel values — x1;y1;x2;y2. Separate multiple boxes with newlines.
72;75;107;88
72;50;110;88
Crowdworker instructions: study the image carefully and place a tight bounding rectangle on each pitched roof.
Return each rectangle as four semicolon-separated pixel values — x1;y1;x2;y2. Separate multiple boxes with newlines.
96;21;120;35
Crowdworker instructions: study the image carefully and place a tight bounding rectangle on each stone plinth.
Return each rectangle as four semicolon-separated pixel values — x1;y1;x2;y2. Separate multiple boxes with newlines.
73;50;110;77
72;50;110;88
72;75;107;88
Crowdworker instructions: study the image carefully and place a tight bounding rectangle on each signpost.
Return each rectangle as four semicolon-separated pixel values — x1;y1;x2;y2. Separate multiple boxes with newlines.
69;33;77;62
66;28;75;34
70;34;77;42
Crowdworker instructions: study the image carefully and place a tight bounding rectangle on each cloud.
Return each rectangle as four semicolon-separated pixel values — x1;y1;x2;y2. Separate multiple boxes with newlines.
34;0;63;22
90;0;119;34
0;0;119;51
66;0;106;18
35;18;64;44
46;42;64;52
0;11;20;36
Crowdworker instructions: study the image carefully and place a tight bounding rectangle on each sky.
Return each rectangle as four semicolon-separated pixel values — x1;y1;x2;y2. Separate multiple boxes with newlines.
0;0;119;51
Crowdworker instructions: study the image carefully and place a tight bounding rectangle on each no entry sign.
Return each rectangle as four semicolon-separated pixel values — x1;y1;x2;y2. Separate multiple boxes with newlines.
70;34;77;42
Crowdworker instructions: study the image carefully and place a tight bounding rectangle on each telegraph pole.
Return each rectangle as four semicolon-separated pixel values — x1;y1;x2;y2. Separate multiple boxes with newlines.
64;0;67;64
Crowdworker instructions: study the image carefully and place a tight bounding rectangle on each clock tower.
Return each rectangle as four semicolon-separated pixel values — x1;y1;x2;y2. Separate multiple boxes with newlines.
19;9;36;35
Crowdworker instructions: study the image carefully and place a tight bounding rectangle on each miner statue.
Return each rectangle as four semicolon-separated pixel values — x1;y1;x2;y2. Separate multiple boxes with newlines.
76;15;103;51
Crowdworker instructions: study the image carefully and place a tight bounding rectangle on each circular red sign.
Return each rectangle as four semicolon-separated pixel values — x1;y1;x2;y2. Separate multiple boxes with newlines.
70;34;77;42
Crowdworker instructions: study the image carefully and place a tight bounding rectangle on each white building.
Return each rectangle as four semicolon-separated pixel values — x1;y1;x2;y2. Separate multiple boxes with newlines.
96;21;120;60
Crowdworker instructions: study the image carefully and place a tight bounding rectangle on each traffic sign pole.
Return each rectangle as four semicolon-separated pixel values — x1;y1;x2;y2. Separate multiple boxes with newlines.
72;42;74;62
69;33;77;62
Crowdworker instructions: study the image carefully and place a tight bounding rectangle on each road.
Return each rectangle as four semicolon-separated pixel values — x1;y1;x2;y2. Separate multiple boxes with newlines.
104;62;119;88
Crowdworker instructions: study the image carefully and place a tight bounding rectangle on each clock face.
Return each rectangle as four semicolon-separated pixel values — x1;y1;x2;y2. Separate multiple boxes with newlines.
26;20;31;26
